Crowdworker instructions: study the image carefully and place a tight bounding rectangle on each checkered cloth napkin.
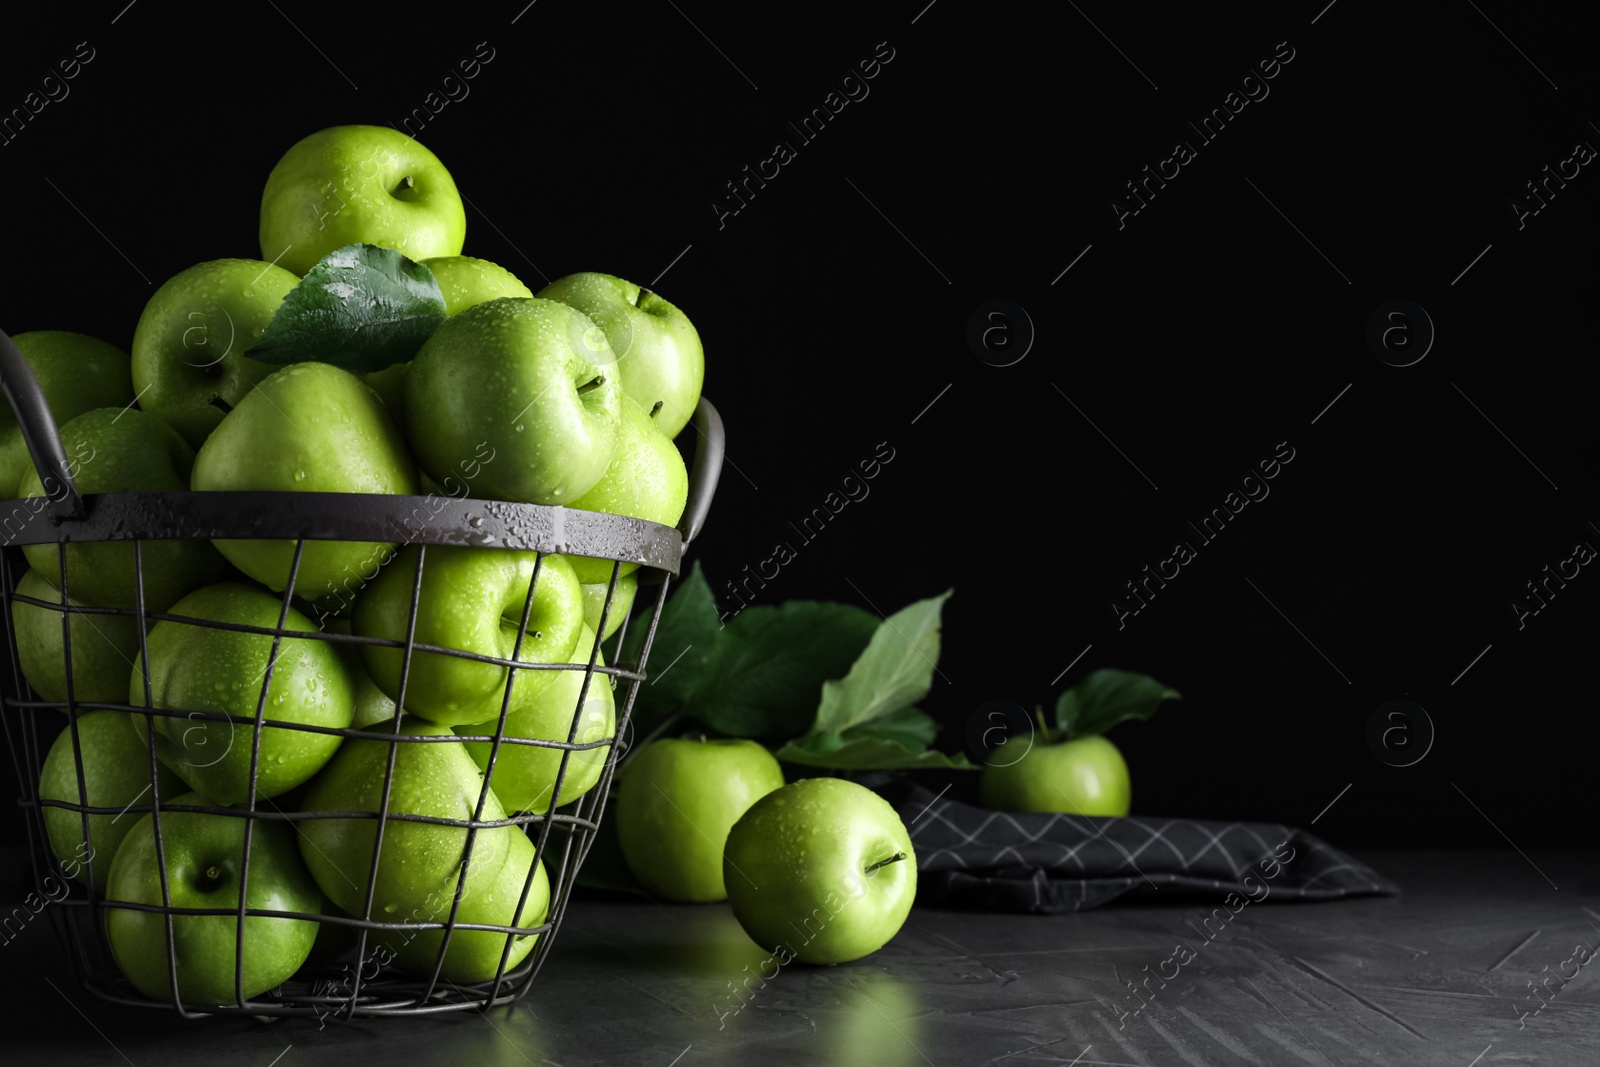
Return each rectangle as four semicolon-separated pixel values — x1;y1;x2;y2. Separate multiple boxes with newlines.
869;778;1399;914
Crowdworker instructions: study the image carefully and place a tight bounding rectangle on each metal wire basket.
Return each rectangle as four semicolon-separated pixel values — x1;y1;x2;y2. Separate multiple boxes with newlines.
0;329;723;1019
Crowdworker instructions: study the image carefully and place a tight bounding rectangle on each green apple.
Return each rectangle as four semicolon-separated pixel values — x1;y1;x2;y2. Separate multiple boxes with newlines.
12;569;142;706
724;777;916;965
190;361;418;606
616;737;784;902
38;710;182;891
19;408;224;610
129;582;355;805
315;620;398;729
564;395;687;583
381;823;550;983
580;571;636;642
106;791;320;1003
362;362;409;427
403;298;622;505
978;733;1131;816
358;257;530;431
131;258;300;448
295;716;513;919
0;331;132;495
457;625;615;814
260;125;466;278
422;256;533;316
352;546;584;727
536;272;704;439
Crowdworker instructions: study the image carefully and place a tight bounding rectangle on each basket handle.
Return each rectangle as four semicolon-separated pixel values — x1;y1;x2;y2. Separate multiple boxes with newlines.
679;396;724;545
0;328;85;521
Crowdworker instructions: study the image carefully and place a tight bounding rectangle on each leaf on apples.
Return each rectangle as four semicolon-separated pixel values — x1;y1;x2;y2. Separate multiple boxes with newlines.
774;711;978;771
246;243;447;372
688;601;878;743
812;590;951;735
1055;668;1180;739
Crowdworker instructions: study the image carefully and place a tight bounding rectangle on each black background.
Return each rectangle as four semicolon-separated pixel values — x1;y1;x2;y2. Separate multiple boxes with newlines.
1;1;1595;850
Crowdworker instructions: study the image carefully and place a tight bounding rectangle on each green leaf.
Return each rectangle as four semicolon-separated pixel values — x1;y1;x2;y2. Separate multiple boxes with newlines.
691;601;878;742
813;590;951;735
847;706;939;749
1055;668;1180;739
774;731;978;771
246;243;447;372
614;562;721;731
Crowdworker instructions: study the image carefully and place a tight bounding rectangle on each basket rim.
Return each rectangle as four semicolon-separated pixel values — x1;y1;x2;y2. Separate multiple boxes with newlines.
0;489;685;573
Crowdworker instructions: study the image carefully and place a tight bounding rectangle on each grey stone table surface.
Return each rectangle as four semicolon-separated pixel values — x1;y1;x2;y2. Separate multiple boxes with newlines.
3;849;1597;1067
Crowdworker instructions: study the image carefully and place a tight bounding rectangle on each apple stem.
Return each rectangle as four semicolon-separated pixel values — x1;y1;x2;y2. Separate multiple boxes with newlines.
209;395;233;416
577;375;606;395
633;287;651;308
394;175;415;195
1034;705;1053;745
864;852;906;876
649;400;664;419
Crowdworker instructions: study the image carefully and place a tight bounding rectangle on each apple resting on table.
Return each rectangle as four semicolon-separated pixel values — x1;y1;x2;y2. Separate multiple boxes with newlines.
615;737;784;903
724;777;916;965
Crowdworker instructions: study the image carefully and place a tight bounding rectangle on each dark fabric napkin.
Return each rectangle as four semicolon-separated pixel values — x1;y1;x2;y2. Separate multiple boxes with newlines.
868;778;1399;914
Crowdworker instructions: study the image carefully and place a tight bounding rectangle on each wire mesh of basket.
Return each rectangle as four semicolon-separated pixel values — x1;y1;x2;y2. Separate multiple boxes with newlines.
0;329;724;1019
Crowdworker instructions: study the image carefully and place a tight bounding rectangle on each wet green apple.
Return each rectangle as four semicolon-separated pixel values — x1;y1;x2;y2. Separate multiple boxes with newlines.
105;791;320;1003
38;710;182;891
0;330;131;495
422;255;533;316
564;395;687;583
724;777;915;965
381;823;550;983
19;408;223;610
130;582;354;805
190;361;418;608
352;546;583;727
296;716;514;921
260;125;465;277
403;298;622;506
580;570;636;642
536;272;704;439
130;258;299;448
12;569;142;706
457;625;615;814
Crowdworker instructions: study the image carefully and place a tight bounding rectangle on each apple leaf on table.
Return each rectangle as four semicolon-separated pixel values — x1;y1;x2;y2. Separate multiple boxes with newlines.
246;243;447;372
1055;668;1180;739
613;562;721;727
774;707;978;770
613;575;970;768
772;592;977;772
812;591;951;735
686;601;879;742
